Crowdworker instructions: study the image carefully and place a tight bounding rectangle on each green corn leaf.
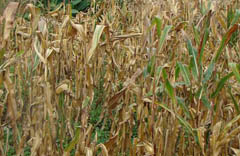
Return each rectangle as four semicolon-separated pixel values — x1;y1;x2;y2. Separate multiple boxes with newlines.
177;62;191;86
83;96;90;108
227;7;234;28
16;50;25;57
227;86;240;114
186;39;199;80
177;115;194;135
197;17;210;80
157;102;194;135
231;9;240;26
211;72;234;98
201;95;211;109
192;25;200;45
155;66;163;85
192;48;199;80
87;25;105;63
229;63;240;83
150;55;156;76
195;87;203;99
162;69;176;104
154;17;162;38
175;64;180;80
198;11;211;67
143;66;148;78
71;0;82;6
162;68;168;81
198;27;210;67
158;25;172;52
222;113;240;136
201;13;238;84
64;127;81;153
143;55;156;78
177;97;191;119
214;24;238;62
203;61;214;84
156;66;163;79
71;9;79;14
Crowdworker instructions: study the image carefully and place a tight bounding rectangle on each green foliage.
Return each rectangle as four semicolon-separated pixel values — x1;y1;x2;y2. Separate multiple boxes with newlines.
24;146;31;156
89;65;111;144
3;128;16;156
36;0;91;14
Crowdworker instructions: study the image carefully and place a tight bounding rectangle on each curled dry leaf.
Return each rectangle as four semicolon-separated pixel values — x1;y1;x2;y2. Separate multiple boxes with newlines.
96;143;108;156
2;1;240;155
38;17;48;37
34;37;46;64
231;148;240;155
2;2;19;41
70;20;86;40
197;127;206;155
61;15;70;29
87;25;105;63
48;2;64;16
24;3;40;31
86;148;93;156
104;130;119;150
108;68;142;110
143;141;154;155
46;48;54;59
56;83;69;94
31;133;42;156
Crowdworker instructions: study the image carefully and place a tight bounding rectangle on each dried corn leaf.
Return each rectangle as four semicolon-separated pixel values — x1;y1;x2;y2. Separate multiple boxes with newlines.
56;83;69;94
231;148;240;155
24;4;41;31
2;2;19;41
87;25;105;63
96;144;108;156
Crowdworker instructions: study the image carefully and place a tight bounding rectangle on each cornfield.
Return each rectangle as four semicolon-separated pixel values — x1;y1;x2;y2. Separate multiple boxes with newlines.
1;0;240;155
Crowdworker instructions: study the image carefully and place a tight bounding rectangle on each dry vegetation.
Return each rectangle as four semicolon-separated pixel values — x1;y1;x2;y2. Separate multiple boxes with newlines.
1;0;240;155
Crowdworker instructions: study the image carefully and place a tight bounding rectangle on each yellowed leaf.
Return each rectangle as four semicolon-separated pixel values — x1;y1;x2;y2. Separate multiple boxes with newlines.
70;20;85;40
46;48;54;59
143;141;154;155
56;84;69;94
38;17;47;37
24;3;41;31
87;25;105;63
0;90;3;97
143;98;152;103
86;148;93;156
2;2;19;41
34;37;46;64
197;127;206;155
61;15;70;29
96;143;108;156
231;148;240;156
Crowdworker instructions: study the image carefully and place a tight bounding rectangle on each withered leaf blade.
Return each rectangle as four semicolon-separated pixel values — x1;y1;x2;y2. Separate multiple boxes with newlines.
70;20;85;40
87;25;105;63
2;2;19;41
96;143;108;156
231;148;240;155
108;88;126;110
24;4;41;31
56;83;69;94
108;68;142;110
224;24;239;46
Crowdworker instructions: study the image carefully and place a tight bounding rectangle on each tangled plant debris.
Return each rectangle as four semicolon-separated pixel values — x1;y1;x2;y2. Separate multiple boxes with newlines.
1;0;240;155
